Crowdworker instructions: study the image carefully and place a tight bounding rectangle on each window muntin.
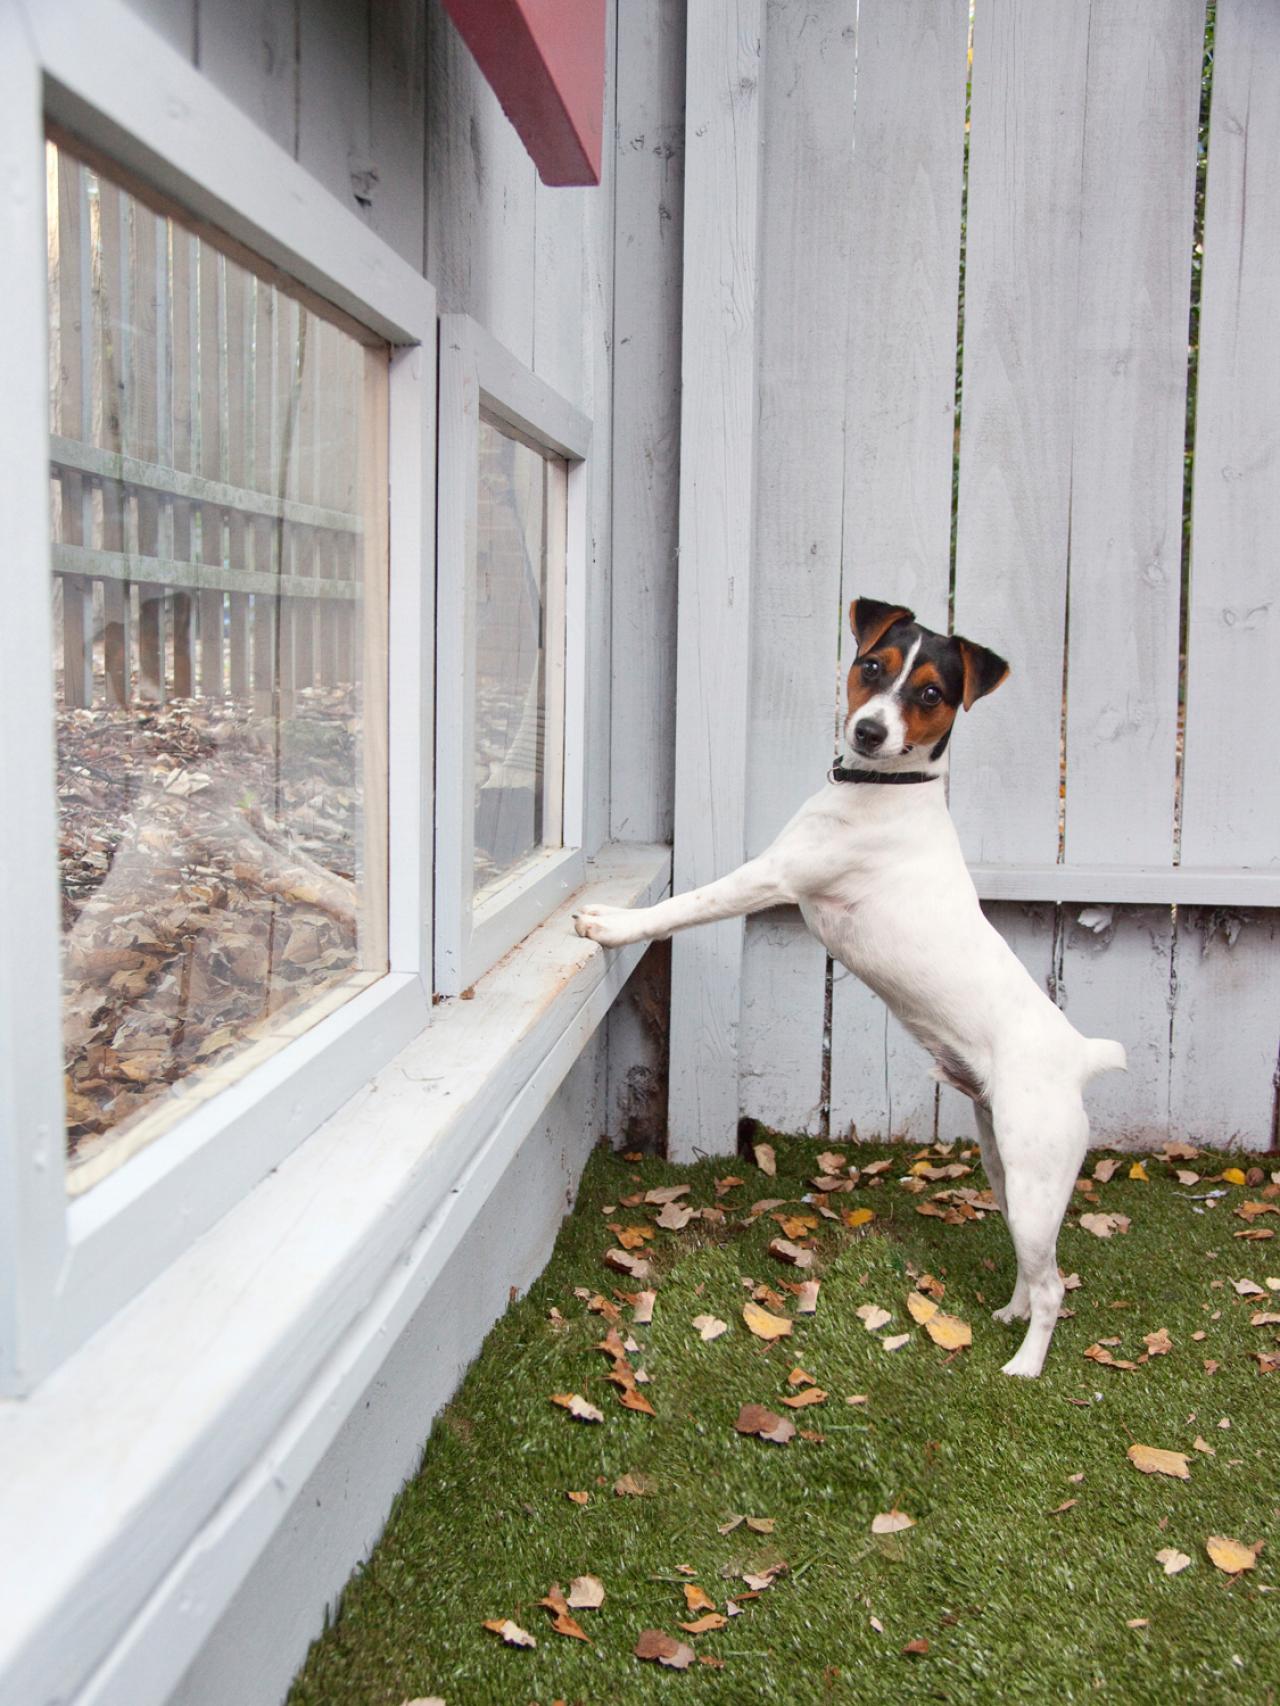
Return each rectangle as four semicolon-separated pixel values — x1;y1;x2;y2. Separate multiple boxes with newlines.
473;414;568;901
46;137;390;1192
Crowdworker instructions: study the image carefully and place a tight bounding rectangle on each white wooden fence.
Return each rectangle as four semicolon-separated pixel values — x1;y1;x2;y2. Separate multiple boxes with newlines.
671;0;1280;1155
47;141;364;714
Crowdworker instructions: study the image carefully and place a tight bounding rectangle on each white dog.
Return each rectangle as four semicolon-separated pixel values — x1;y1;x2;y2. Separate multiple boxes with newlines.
575;598;1125;1377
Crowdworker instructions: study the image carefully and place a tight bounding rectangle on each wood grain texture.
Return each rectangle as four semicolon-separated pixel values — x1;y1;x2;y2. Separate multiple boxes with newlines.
1169;909;1280;1149
1062;0;1201;868
828;0;970;1138
841;0;969;620
738;0;859;1136
949;0;1091;866
609;0;684;846
667;0;766;1160
195;0;298;154
1180;0;1280;870
427;0;537;364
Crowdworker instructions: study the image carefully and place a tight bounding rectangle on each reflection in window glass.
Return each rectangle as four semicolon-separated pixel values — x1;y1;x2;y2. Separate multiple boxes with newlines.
473;415;567;899
46;138;389;1191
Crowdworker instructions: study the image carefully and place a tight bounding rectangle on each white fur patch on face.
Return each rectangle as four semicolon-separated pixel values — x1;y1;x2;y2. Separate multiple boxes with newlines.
846;636;921;758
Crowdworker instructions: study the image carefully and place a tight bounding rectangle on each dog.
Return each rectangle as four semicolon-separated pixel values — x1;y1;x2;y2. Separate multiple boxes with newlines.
574;597;1125;1377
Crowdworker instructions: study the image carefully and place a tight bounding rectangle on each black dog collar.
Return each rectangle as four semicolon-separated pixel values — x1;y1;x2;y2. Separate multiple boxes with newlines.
828;763;940;785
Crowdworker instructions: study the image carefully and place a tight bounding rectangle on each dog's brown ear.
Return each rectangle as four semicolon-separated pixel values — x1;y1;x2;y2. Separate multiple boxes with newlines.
849;597;914;655
956;636;1010;710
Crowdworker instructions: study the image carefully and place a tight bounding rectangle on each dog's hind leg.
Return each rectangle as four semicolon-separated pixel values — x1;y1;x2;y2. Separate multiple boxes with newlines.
993;1094;1089;1378
974;1104;1029;1324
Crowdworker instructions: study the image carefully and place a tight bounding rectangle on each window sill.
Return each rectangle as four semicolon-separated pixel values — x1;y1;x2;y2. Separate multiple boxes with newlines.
0;841;671;1706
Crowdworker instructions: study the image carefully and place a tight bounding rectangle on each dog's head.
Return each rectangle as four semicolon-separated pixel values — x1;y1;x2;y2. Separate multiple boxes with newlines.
843;598;1009;772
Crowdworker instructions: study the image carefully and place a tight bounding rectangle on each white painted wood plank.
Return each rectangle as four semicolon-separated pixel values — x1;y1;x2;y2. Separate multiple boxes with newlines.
1169;909;1280;1150
1062;0;1201;867
426;0;537;364
532;179;587;405
667;0;766;1161
125;0;196;56
609;0;684;846
841;0;969;617
949;2;1091;865
1180;0;1280;870
368;0;428;269
1058;906;1174;1147
737;0;860;1136
971;864;1280;906
196;0;298;154
829;0;968;1142
296;0;371;221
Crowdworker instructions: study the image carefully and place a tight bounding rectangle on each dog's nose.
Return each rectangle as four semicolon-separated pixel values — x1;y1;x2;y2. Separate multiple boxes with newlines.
854;718;888;753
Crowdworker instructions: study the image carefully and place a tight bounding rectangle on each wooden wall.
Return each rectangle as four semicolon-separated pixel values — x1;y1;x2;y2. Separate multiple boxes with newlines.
674;0;1280;1156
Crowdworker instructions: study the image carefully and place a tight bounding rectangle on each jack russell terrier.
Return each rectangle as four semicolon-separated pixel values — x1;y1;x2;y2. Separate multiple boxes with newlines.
574;597;1126;1378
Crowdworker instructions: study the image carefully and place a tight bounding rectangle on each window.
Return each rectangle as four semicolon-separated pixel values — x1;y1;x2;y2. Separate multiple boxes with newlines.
435;317;591;993
1;27;435;1390
47;136;390;1193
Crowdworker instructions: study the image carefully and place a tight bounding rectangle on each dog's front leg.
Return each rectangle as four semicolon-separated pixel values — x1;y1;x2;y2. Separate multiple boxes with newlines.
574;855;793;950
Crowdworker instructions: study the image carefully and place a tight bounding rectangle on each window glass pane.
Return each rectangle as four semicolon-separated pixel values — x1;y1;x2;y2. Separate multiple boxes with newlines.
46;138;389;1192
473;415;567;899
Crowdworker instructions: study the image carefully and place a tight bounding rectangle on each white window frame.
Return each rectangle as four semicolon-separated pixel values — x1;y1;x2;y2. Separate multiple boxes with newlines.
435;316;591;994
0;0;437;1394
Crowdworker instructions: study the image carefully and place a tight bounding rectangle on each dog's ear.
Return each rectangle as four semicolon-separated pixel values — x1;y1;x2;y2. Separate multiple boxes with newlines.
956;636;1010;710
849;597;914;655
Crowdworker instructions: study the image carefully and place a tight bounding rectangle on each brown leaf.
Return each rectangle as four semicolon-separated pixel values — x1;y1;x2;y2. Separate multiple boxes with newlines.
734;1403;796;1445
613;1472;654;1497
1143;1327;1174;1356
714;1175;744;1197
780;1386;827;1408
655;1200;696;1231
787;1365;817;1387
539;1585;590;1642
683;1583;716;1614
566;1574;605;1609
1127;1444;1191;1480
634;1630;696;1669
871;1509;915;1535
644;1185;691;1205
1092;1156;1122;1182
745;1516;775;1533
753;1141;777;1176
743;1301;793;1340
1080;1211;1131;1239
1049;1499;1079;1515
1084;1343;1140;1371
789;1278;821;1315
610;1223;655;1249
1206;1535;1260;1575
630;1288;657;1325
482;1617;536;1648
603;1247;652;1281
566;1490;590;1506
902;1638;930;1657
679;1613;728;1634
550;1392;604;1423
768;1237;814;1269
617;1384;657;1416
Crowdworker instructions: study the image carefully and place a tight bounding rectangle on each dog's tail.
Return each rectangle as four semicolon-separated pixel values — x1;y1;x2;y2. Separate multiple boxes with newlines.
1082;1037;1127;1081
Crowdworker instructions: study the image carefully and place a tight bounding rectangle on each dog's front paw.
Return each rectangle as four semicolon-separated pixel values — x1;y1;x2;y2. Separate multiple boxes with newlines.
992;1297;1030;1326
573;903;637;949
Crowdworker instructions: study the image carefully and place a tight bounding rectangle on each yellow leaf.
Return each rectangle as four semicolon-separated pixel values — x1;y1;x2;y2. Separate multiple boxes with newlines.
1127;1444;1191;1480
678;1613;728;1634
780;1385;827;1408
742;1301;793;1340
844;1206;876;1229
1206;1535;1258;1574
925;1312;972;1350
907;1292;939;1325
683;1583;716;1614
1221;1167;1247;1186
1128;1162;1149;1181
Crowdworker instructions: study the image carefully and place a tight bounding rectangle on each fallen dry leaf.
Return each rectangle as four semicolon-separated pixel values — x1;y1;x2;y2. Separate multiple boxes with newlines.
1143;1328;1174;1356
902;1638;930;1656
630;1289;656;1325
907;1292;939;1325
1126;1618;1149;1629
788;1365;817;1386
679;1613;728;1634
482;1618;536;1648
1193;1436;1216;1455
1176;1169;1201;1185
539;1585;589;1642
683;1583;716;1614
871;1509;916;1535
604;1248;653;1282
692;1313;728;1342
610;1223;656;1249
1085;1343;1140;1370
1093;1157;1123;1183
924;1312;972;1351
791;1279;820;1314
1220;1168;1247;1187
746;1515;775;1533
768;1237;814;1269
617;1385;656;1416
844;1206;876;1230
856;1303;892;1332
566;1490;590;1506
1156;1547;1192;1575
1049;1499;1079;1515
1233;1278;1265;1297
655;1201;696;1231
644;1185;691;1205
1080;1212;1131;1239
550;1393;605;1423
734;1403;796;1445
634;1630;695;1669
614;1472;654;1497
1206;1535;1259;1575
882;1333;911;1352
753;1142;777;1177
1127;1444;1191;1480
780;1386;827;1409
743;1301;793;1340
1249;1311;1280;1327
1129;1161;1149;1181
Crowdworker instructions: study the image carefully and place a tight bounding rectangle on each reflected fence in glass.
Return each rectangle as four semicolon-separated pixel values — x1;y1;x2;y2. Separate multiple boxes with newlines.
45;137;390;1191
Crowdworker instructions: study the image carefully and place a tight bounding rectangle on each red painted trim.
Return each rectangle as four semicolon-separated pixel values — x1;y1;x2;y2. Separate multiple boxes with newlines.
441;0;605;187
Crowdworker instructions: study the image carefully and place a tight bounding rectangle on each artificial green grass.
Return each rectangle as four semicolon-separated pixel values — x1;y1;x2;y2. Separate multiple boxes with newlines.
288;1136;1279;1705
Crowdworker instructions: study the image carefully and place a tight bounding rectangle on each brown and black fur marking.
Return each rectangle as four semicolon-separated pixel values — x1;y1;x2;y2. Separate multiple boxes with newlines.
847;599;1009;760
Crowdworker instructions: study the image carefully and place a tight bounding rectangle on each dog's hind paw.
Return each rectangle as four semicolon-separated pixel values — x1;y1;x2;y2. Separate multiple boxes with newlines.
992;1298;1030;1325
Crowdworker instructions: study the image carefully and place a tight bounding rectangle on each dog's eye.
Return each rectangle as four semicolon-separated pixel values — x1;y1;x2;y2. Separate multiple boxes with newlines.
860;658;881;681
919;685;942;708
